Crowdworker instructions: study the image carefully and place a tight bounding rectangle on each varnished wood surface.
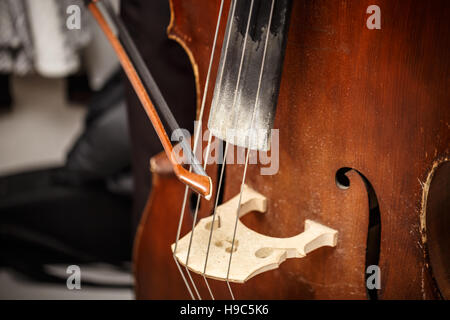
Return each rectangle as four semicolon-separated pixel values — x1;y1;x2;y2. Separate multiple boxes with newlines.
134;0;449;299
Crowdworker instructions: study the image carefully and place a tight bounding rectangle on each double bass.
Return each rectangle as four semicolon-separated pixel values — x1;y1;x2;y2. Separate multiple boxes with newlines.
92;0;450;299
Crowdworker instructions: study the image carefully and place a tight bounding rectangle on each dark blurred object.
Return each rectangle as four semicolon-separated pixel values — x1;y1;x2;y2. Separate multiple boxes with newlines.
0;167;131;266
65;69;131;186
0;70;132;285
121;0;197;234
66;73;93;105
0;74;12;110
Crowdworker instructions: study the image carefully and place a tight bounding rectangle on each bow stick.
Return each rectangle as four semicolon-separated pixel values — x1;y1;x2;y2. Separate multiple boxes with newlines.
86;0;212;199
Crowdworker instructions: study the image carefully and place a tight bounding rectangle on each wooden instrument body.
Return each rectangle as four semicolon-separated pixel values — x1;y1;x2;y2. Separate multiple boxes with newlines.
133;0;450;299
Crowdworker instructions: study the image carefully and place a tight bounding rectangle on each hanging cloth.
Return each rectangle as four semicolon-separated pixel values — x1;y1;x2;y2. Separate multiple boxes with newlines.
0;0;34;75
25;0;91;77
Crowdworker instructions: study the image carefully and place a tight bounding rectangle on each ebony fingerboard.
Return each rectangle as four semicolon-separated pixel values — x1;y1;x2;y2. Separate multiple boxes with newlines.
208;0;292;151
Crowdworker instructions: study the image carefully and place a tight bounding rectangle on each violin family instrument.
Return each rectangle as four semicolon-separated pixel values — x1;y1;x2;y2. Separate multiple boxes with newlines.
90;0;450;299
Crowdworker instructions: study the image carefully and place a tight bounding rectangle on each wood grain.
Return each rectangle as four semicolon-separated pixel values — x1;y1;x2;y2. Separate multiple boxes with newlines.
134;0;449;299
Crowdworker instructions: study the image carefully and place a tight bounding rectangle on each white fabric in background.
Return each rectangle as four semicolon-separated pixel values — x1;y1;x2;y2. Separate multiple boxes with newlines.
26;0;79;77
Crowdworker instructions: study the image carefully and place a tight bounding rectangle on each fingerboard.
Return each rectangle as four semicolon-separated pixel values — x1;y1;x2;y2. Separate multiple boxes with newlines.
208;0;292;151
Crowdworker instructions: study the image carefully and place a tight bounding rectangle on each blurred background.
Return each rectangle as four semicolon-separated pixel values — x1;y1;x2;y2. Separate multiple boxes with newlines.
0;0;196;299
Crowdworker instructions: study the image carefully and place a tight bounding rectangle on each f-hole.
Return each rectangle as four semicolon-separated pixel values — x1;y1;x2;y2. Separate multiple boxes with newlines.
189;192;199;216
336;167;381;300
215;140;227;210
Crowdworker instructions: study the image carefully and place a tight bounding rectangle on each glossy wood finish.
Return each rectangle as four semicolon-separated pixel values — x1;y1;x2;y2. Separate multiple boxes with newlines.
134;0;449;299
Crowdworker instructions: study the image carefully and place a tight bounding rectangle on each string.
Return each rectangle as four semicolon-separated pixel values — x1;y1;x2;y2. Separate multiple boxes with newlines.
172;0;226;300
213;0;255;298
181;0;238;300
202;140;230;299
178;0;239;300
201;0;257;300
183;131;213;300
225;0;276;300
